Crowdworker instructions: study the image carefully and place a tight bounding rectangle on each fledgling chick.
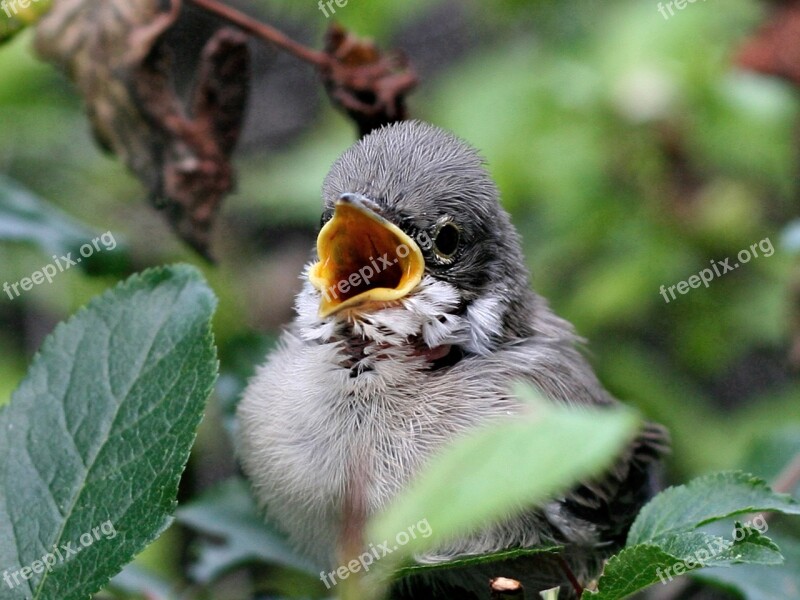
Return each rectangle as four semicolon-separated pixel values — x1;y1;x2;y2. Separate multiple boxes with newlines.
237;121;669;598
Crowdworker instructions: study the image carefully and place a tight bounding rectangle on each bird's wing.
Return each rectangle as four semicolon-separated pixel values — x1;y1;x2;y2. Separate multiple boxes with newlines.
560;420;671;546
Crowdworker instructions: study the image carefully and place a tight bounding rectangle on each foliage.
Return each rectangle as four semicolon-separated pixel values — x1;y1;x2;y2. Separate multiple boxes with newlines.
0;266;217;600
585;472;800;599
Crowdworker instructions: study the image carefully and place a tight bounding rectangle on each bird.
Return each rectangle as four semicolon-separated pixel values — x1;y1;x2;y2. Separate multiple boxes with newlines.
236;120;669;599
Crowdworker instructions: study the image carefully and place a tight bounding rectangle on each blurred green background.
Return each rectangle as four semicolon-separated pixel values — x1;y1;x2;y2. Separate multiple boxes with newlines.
1;0;799;598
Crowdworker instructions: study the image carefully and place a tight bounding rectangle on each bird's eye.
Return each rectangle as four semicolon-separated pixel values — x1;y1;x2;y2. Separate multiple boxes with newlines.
432;222;460;259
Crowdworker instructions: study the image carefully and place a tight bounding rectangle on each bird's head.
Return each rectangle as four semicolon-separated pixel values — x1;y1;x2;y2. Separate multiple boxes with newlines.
296;121;537;360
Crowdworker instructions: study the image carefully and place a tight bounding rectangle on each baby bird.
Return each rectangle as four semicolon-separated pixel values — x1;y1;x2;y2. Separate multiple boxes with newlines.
237;121;669;598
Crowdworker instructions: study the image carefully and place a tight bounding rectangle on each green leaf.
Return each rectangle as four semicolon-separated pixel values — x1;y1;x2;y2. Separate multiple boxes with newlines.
692;430;800;598
583;470;800;599
694;530;800;600
657;527;782;568
627;471;800;545
368;387;640;563
175;477;318;583
0;174;94;251
584;527;782;600
717;526;784;566
393;546;561;580
0;174;128;275
0;264;218;600
583;544;686;600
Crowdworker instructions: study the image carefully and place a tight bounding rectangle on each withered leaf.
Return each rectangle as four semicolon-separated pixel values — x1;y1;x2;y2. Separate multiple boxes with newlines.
321;23;417;138
34;0;250;258
737;0;800;86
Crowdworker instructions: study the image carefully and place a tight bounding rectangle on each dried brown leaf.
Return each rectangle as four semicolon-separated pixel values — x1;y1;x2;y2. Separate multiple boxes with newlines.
321;23;417;138
34;0;250;257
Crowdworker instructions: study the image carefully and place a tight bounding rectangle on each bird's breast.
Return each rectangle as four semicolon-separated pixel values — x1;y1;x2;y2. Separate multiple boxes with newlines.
236;329;524;566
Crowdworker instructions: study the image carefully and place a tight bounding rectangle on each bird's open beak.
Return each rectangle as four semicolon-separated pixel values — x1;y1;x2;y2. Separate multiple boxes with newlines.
309;194;425;318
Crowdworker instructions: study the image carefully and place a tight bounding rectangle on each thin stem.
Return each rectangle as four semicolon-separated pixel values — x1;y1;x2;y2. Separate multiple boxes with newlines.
186;0;331;68
772;452;800;495
556;556;583;597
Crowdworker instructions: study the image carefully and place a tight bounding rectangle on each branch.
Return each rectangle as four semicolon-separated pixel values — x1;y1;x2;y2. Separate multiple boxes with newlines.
184;0;417;138
186;0;330;68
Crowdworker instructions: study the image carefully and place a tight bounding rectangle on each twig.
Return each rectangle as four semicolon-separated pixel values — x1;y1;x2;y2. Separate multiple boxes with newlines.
772;452;800;495
187;0;416;139
186;0;331;68
556;556;583;597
